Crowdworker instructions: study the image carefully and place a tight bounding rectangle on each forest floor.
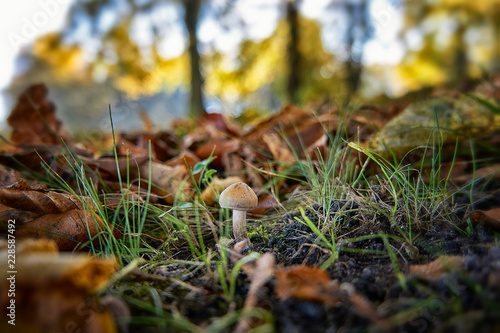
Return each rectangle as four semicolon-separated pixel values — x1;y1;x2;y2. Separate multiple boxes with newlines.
1;81;500;332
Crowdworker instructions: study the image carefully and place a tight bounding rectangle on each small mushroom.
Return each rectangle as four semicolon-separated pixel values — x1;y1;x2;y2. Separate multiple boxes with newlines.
219;182;258;244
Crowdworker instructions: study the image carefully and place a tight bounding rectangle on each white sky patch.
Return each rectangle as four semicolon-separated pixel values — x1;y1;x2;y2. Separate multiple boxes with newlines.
157;27;186;59
363;0;404;65
363;40;405;65
198;18;218;44
199;0;281;54
300;0;331;18
301;0;404;65
235;0;281;40
97;8;117;34
214;29;245;54
134;2;185;59
150;2;182;39
405;27;424;50
370;0;402;41
131;13;155;48
199;17;245;54
151;2;179;25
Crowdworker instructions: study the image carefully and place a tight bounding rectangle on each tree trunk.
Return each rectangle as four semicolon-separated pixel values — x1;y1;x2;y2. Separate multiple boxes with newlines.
344;1;366;99
453;23;469;90
286;0;300;104
184;0;205;118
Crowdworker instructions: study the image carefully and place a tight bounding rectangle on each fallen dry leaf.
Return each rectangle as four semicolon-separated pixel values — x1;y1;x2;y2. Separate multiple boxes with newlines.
0;181;122;250
242;146;265;190
96;155;149;181
102;180;165;205
469;208;500;230
0;180;91;214
194;139;240;167
140;162;189;202
0;165;43;188
282;119;328;155
275;255;385;327
262;133;296;164
307;134;329;160
249;194;280;215
178;116;230;152
408;256;465;280
275;265;340;305
97;153;192;203
221;149;244;175
165;150;200;169
0;147;91;183
5;238;59;256
7;84;69;145
120;131;179;162
117;138;151;158
200;112;241;137
245;104;309;143
247;106;339;158
236;252;275;333
453;163;500;184
0;202;40;227
340;282;387;328
201;176;244;206
13;209;122;250
0;250;117;333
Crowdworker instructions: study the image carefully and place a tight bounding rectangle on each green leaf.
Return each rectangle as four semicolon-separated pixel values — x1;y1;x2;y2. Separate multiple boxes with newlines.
204;169;217;180
172;202;193;210
158;202;193;217
192;157;216;175
192;161;208;175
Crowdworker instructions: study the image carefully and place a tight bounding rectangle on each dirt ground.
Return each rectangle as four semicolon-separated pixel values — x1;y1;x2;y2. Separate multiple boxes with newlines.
121;180;500;333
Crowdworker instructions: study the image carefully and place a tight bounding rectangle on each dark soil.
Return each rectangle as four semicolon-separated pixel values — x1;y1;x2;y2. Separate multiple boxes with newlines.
120;185;500;333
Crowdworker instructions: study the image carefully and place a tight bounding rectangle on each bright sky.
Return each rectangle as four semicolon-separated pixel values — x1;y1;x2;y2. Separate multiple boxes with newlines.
0;0;404;123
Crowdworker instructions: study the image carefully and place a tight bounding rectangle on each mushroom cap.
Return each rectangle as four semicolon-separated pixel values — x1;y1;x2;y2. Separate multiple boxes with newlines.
219;182;258;210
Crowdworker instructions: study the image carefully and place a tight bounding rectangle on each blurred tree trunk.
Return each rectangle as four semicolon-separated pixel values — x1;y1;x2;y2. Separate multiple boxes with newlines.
286;0;300;104
453;23;468;89
344;1;367;98
494;7;500;74
184;0;205;118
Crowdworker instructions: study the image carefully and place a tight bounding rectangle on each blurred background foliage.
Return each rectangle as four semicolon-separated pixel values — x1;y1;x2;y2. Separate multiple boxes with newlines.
4;0;499;133
399;0;498;90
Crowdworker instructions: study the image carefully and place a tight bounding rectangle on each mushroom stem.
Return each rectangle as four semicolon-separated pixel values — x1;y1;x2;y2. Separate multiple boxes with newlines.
232;209;249;241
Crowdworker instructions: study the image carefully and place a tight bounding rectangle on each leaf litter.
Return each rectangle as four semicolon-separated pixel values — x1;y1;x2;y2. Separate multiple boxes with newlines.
0;83;500;332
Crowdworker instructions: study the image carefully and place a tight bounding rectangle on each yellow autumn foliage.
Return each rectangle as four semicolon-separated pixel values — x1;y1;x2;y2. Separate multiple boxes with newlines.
397;0;498;91
205;15;341;103
33;34;86;80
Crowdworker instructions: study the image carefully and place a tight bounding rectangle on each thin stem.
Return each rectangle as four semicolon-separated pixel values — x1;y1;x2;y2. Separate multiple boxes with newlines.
232;209;248;241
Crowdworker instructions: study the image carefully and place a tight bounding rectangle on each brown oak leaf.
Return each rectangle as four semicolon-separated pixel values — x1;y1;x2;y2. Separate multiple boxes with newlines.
0;181;122;250
7;84;69;145
470;208;500;230
0;248;118;332
275;265;340;305
409;256;464;280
